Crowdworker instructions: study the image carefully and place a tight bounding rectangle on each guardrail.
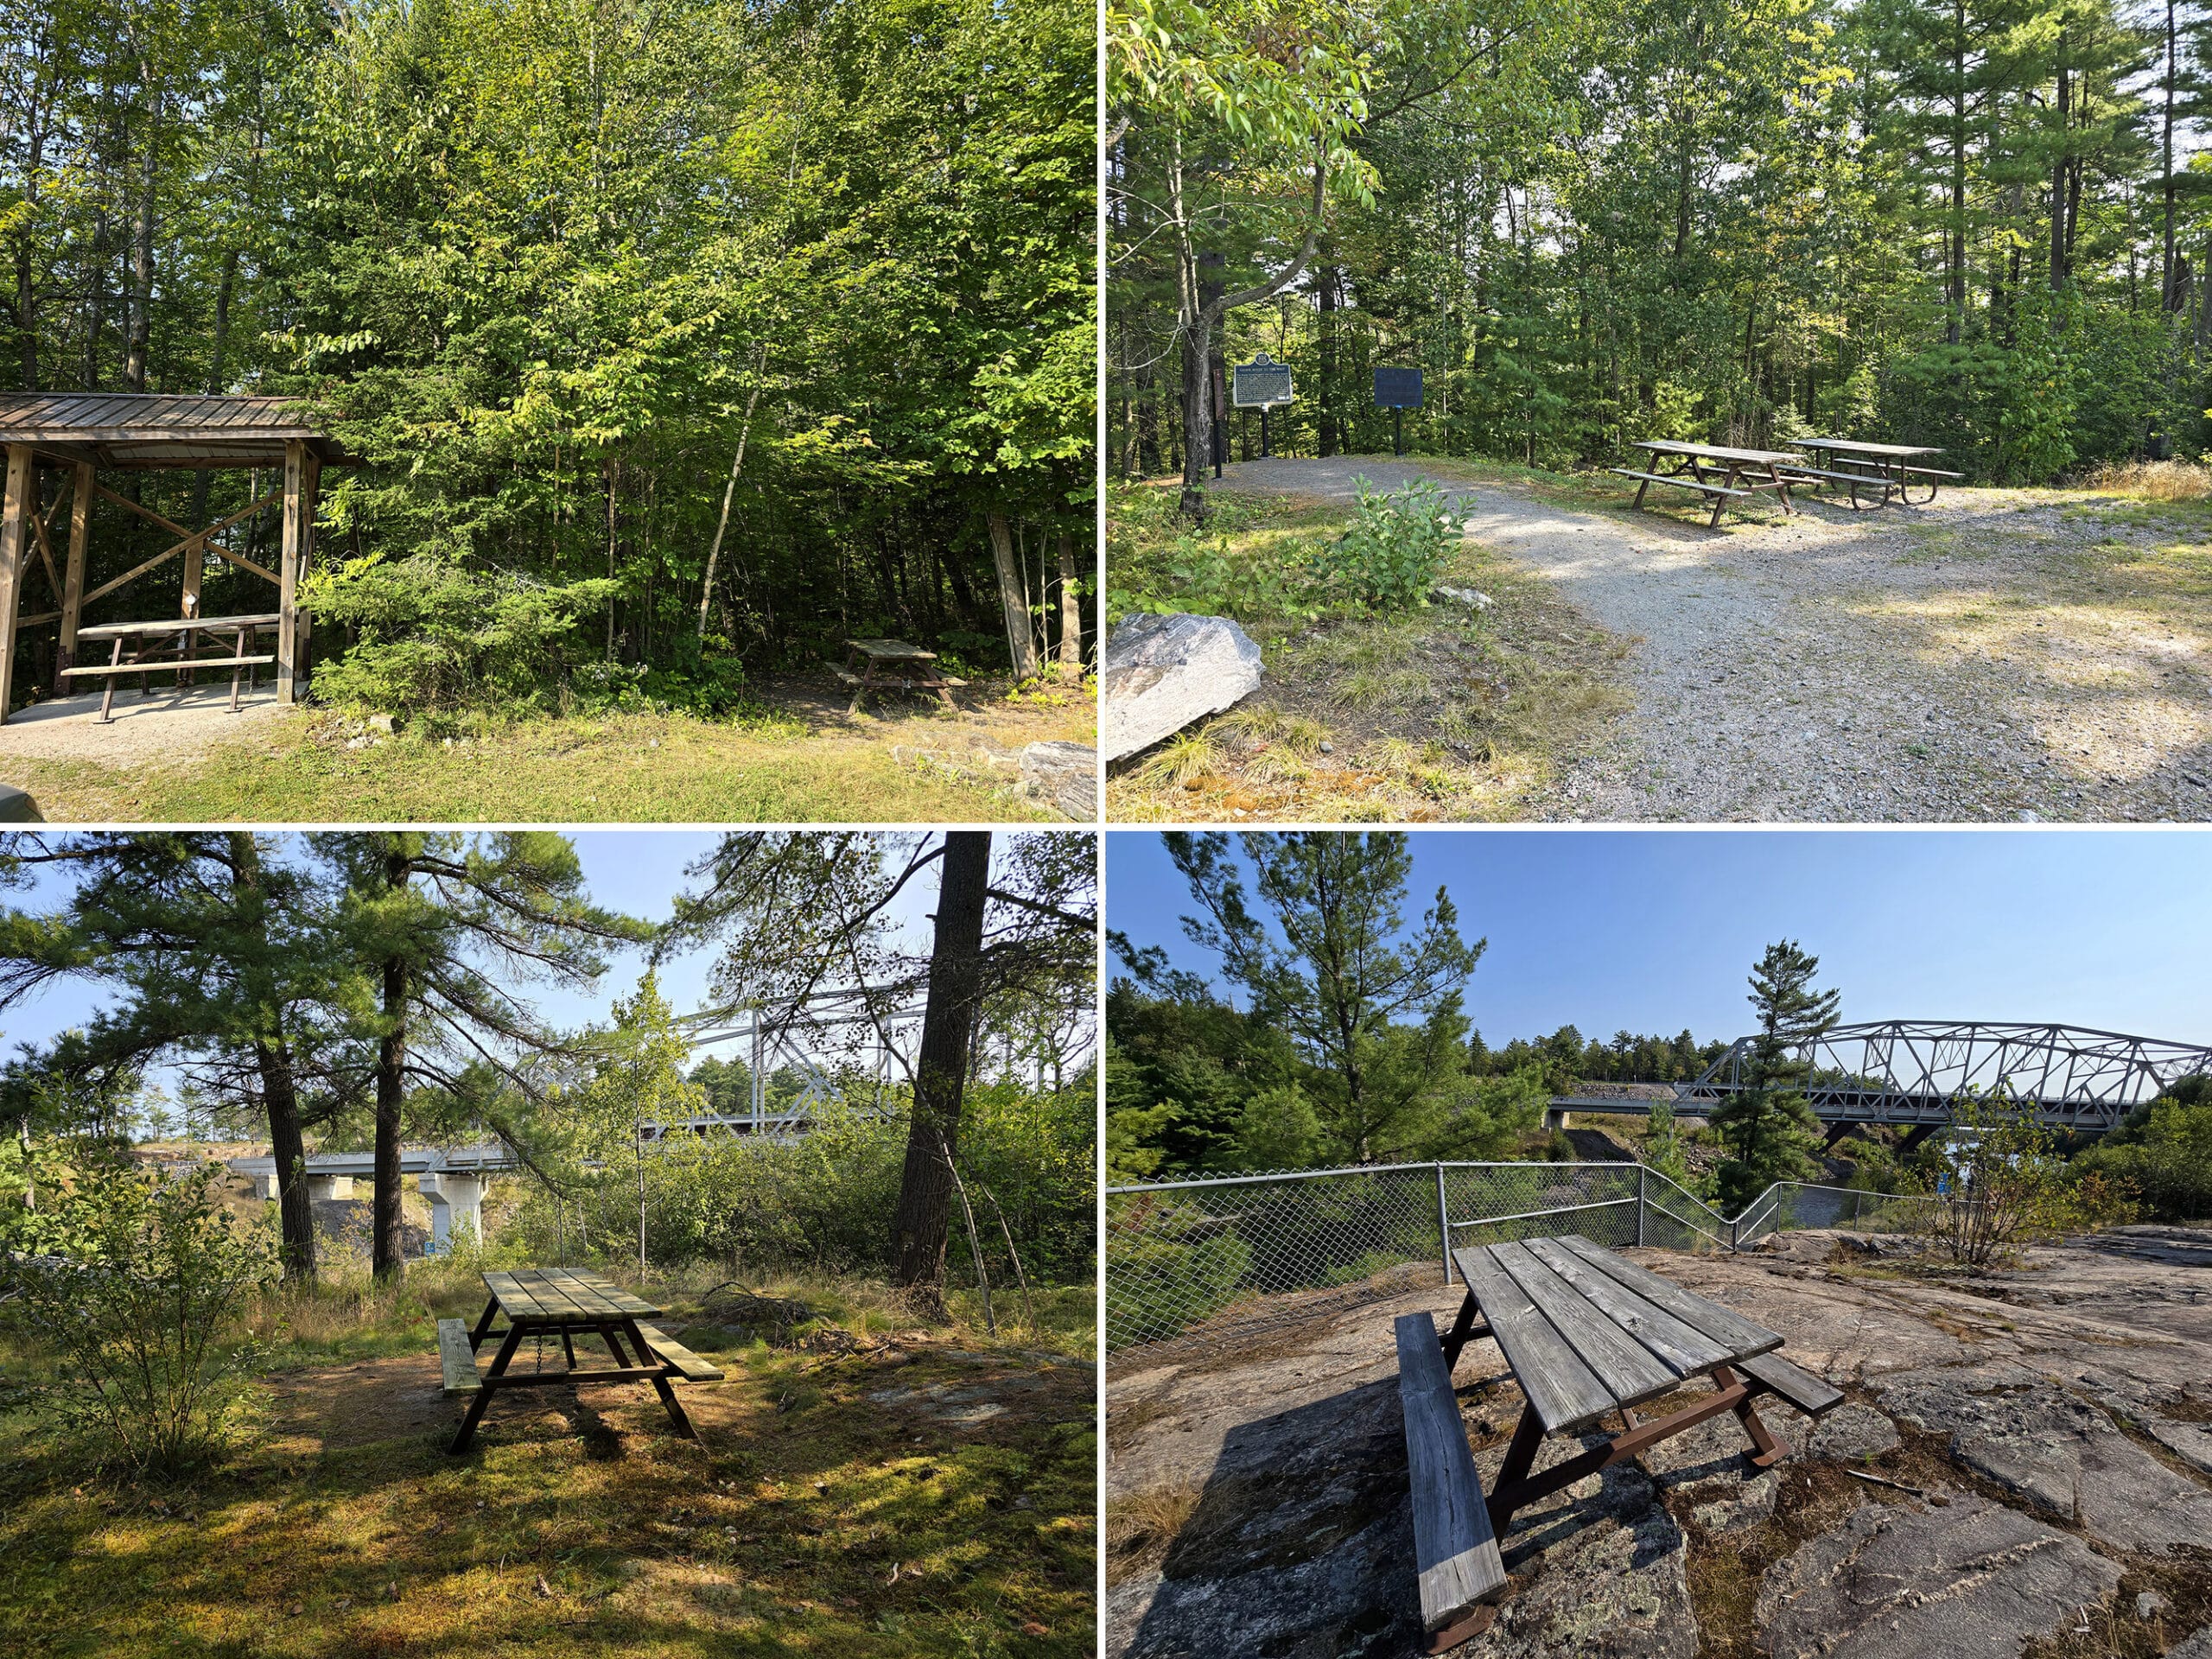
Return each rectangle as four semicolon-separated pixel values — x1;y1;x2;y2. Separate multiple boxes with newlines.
1104;1161;1908;1355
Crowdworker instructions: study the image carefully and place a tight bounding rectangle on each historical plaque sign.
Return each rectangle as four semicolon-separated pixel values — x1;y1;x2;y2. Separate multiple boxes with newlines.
1231;353;1295;407
1373;365;1424;409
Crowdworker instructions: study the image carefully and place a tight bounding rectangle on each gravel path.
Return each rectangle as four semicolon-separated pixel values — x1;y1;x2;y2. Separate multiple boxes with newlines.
0;683;294;766
1217;456;2212;821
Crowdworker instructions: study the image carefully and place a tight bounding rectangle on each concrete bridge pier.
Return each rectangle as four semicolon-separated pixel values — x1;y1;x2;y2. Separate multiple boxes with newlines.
305;1173;354;1201
420;1172;488;1254
247;1168;281;1201
1542;1107;1572;1131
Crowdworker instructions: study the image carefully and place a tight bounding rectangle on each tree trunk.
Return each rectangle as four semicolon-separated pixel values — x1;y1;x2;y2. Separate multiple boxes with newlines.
1055;532;1083;671
372;848;410;1280
2050;63;2071;291
892;830;993;1294
696;373;764;638
1947;4;1966;346
986;513;1038;678
124;87;159;393
1318;264;1340;456
2164;0;2179;308
257;1036;316;1281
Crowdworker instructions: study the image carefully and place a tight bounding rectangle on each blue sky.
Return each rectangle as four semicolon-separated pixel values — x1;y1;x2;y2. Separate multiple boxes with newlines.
0;831;943;1067
1105;830;2212;1047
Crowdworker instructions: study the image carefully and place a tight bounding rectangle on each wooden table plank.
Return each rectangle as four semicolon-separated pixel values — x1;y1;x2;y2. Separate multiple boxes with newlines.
1396;1312;1508;1630
1452;1245;1617;1432
483;1270;544;1320
1522;1237;1732;1376
1552;1236;1781;1361
1488;1240;1681;1407
511;1268;586;1319
557;1268;659;1316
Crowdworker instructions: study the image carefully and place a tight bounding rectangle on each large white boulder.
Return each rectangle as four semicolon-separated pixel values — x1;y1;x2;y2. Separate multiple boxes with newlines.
1103;613;1263;763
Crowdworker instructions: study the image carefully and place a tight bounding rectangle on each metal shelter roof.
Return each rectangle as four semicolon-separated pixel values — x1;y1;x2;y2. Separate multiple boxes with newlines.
0;392;344;468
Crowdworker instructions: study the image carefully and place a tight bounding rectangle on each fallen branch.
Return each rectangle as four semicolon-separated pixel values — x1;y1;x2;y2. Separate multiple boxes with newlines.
1843;1469;1929;1499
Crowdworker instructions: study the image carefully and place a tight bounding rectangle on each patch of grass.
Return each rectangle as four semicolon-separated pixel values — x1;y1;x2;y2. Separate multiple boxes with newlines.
1106;480;1630;821
0;1262;1096;1657
1103;1477;1202;1588
2083;458;2212;501
0;705;1074;823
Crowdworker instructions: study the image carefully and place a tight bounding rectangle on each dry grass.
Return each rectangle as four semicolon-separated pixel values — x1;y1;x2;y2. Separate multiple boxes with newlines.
1106;488;1631;821
0;1262;1096;1658
2083;458;2212;500
1103;1477;1203;1586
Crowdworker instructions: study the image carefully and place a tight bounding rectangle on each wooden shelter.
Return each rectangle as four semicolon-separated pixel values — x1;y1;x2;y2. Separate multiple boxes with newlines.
0;392;344;722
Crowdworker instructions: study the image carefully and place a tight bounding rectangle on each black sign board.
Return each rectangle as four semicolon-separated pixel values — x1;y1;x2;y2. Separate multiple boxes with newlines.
1373;366;1424;409
1231;353;1295;407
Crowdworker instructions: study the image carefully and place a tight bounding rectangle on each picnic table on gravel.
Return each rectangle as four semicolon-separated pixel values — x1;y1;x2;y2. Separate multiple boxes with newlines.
1394;1234;1842;1651
1613;440;1805;526
1783;437;1962;507
833;637;966;713
437;1267;723;1454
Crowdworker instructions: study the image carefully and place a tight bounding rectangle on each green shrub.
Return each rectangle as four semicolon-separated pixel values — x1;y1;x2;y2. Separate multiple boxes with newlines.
2075;1096;2212;1220
4;1160;278;1474
1104;1223;1253;1349
1313;476;1467;609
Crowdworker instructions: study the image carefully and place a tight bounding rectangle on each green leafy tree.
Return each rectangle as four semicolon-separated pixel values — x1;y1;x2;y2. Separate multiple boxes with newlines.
1710;939;1840;1213
1161;831;1529;1163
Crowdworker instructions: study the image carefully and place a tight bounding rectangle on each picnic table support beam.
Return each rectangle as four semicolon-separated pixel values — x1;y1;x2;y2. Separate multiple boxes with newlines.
0;444;33;723
276;439;304;704
58;461;89;677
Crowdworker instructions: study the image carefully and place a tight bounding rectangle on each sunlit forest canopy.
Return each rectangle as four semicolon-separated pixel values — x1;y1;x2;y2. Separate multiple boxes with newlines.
1108;0;2212;493
1;0;1093;713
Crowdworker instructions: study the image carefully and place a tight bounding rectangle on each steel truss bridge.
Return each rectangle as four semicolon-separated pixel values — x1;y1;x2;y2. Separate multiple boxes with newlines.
1551;1020;2212;1135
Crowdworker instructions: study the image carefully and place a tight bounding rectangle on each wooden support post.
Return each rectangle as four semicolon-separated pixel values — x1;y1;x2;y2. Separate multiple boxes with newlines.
61;464;92;676
276;439;304;704
0;446;32;723
297;451;320;692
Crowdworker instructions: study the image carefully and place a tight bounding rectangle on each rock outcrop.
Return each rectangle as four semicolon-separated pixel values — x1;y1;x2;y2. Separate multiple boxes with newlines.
1755;1492;2121;1659
1102;613;1262;763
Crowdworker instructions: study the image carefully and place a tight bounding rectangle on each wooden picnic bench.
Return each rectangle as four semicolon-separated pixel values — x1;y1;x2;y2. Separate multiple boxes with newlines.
834;637;966;713
438;1266;722;1454
1785;438;1962;507
64;613;281;721
1613;441;1803;526
1395;1234;1840;1650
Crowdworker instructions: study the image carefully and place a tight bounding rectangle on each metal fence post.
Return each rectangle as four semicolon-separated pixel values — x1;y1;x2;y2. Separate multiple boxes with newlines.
1637;1165;1647;1248
1436;1161;1453;1285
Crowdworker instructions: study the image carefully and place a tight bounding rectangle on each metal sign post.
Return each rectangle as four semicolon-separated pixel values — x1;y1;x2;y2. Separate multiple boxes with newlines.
1373;366;1424;458
1231;353;1295;459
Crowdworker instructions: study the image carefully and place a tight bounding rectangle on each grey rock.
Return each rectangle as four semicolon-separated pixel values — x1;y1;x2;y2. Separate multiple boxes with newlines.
1808;1402;1901;1463
1635;1409;1796;1535
1878;1370;2212;1553
367;712;397;734
1431;585;1495;612
2168;1628;2212;1659
0;785;40;823
2138;1589;2171;1620
1103;613;1262;763
1019;741;1096;821
1755;1492;2120;1659
2147;1416;2212;1478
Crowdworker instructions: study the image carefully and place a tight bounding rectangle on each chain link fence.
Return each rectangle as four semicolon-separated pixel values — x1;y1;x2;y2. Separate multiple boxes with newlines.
1731;1180;1924;1246
1105;1160;1768;1356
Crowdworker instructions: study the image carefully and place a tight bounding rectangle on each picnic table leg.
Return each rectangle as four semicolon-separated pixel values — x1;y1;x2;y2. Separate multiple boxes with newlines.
1437;1291;1487;1370
1768;462;1795;515
467;1297;499;1349
1707;468;1731;528
561;1329;579;1369
1484;1402;1547;1534
450;1323;525;1453
1712;1364;1786;1467
621;1315;699;1440
1632;473;1651;509
98;637;124;722
229;626;249;712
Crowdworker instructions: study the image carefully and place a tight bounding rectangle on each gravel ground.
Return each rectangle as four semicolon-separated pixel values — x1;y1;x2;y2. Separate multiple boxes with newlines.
0;682;294;766
1214;455;2212;822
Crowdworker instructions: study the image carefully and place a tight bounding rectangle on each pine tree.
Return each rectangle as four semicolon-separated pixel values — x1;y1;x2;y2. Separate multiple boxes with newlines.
1710;940;1841;1214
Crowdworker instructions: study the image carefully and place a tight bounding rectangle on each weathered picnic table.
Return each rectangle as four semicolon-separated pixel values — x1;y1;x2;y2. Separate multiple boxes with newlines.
438;1267;723;1454
833;637;966;713
1612;441;1803;526
1784;437;1961;507
67;612;281;721
1395;1234;1841;1650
